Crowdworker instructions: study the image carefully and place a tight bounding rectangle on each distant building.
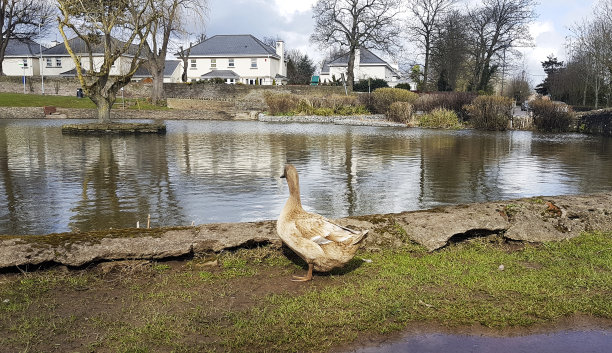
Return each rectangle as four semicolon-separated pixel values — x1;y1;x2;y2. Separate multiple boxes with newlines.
1;39;45;76
42;36;140;77
176;34;287;85
319;48;401;86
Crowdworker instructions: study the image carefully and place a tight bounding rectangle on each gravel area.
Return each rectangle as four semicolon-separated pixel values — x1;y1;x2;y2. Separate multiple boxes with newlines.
258;113;406;127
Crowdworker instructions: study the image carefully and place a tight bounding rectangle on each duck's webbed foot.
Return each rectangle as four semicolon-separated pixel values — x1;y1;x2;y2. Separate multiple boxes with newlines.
292;263;314;282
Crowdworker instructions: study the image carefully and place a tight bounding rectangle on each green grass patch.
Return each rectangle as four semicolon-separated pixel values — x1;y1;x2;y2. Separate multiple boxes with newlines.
0;92;168;110
0;232;610;352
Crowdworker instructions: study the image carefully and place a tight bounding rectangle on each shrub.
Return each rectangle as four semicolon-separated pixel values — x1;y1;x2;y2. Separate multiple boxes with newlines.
388;102;414;124
264;93;298;115
414;92;477;120
418;108;461;129
465;95;513;131
353;78;389;92
394;83;411;90
371;88;419;115
264;93;368;116
530;99;574;132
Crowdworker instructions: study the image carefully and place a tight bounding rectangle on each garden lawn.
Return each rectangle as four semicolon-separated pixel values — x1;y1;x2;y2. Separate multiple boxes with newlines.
0;93;168;110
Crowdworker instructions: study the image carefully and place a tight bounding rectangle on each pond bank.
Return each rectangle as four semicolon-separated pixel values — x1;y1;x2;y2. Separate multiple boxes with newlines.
258;113;407;127
1;192;610;270
0;228;609;352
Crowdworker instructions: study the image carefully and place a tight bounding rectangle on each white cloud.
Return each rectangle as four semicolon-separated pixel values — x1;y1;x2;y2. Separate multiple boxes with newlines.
272;0;317;21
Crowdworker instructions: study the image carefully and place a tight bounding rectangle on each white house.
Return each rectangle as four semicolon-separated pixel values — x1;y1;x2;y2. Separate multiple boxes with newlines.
319;48;401;86
1;38;45;76
42;36;139;77
177;34;287;85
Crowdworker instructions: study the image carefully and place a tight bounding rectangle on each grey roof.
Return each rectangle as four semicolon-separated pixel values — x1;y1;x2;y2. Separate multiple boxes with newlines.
133;60;181;78
181;35;279;58
200;70;240;79
327;48;388;67
4;39;45;56
43;36;140;56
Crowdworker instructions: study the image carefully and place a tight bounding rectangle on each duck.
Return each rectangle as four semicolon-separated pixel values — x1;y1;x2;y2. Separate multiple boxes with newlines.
277;164;369;281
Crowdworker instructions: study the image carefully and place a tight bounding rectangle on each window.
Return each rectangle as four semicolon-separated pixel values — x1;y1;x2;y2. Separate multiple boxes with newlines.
190;59;197;69
55;58;62;67
46;58;52;67
228;58;235;68
21;59;28;68
210;59;216;69
250;58;257;69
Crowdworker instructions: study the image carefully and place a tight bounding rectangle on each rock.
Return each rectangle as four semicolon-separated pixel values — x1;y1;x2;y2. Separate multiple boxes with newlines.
0;193;611;270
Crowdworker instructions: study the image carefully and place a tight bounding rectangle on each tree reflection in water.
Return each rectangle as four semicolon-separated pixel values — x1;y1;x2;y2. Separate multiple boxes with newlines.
0;120;610;235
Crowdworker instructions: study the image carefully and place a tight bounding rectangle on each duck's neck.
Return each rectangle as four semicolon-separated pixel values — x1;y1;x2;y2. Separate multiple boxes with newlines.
285;173;303;210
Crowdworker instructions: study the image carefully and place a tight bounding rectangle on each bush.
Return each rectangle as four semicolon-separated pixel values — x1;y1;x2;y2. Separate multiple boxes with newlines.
371;88;419;115
353;78;389;92
394;83;411;90
465;95;513;131
418;108;461;129
530;99;574;132
414;92;477;120
265;93;298;115
264;93;369;116
388;102;414;124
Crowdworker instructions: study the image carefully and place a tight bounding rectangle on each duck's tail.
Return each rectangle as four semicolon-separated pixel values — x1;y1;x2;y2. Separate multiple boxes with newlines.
350;230;369;246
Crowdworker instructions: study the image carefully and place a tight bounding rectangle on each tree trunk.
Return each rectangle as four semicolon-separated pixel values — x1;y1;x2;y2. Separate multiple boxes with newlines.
151;67;165;105
95;96;113;123
346;46;356;91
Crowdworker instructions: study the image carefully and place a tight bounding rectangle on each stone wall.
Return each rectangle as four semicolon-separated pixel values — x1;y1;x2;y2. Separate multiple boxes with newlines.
0;107;45;119
0;76;152;97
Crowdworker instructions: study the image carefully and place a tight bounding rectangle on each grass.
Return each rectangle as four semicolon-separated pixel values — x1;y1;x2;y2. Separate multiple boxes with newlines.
0;231;610;352
0;92;169;110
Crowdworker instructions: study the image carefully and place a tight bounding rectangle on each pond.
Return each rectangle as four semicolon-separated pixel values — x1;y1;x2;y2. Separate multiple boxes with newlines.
1;119;611;235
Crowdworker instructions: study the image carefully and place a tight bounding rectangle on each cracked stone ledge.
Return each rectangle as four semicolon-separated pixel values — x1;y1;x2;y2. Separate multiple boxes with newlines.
1;193;610;270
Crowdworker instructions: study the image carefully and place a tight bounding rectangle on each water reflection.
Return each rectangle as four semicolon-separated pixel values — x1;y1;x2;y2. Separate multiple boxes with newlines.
0;119;611;235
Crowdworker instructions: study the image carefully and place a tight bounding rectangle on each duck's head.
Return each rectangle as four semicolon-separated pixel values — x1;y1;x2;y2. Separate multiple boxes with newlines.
280;164;298;181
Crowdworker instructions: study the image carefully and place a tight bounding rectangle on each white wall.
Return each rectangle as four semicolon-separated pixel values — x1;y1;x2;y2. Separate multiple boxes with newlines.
185;56;286;85
2;57;40;76
320;64;398;84
40;55;134;76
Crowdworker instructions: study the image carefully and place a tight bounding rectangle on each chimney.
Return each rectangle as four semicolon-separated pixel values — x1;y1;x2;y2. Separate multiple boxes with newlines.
276;40;285;76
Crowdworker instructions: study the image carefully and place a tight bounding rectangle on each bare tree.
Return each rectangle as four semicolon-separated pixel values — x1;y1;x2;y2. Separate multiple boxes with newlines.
567;0;612;108
141;0;208;105
406;0;455;91
311;0;401;90
465;0;536;92
57;0;157;122
0;0;55;75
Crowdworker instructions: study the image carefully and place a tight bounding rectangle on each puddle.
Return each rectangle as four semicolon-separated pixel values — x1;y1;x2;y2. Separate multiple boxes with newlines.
348;330;611;353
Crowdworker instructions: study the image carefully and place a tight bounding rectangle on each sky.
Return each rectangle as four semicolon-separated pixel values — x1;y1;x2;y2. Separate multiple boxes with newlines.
202;0;599;87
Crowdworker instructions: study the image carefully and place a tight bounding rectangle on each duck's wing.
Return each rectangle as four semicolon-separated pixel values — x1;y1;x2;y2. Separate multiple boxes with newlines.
294;214;358;245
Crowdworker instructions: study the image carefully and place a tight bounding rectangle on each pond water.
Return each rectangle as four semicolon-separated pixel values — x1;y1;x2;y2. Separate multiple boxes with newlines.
1;119;611;235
